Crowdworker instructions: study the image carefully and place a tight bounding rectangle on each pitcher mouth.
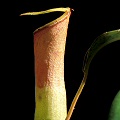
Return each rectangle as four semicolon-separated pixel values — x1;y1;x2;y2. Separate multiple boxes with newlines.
20;7;72;33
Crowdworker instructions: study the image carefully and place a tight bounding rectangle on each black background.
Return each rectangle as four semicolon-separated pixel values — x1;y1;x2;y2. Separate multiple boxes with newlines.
12;1;120;120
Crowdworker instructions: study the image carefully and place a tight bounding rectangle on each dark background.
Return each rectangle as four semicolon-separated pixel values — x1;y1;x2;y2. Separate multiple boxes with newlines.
13;1;120;120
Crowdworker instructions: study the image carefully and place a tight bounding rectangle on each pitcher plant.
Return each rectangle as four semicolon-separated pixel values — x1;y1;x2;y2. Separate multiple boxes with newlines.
20;7;120;120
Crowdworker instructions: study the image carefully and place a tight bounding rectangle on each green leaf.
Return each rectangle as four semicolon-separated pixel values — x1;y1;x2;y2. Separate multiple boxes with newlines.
83;29;120;73
108;91;120;120
82;30;120;120
66;29;120;120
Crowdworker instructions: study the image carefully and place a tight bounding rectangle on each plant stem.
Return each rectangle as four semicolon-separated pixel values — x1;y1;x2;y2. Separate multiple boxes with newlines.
66;72;88;120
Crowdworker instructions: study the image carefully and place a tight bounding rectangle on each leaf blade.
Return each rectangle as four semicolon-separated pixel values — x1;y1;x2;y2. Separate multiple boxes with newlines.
83;29;120;73
66;29;120;120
